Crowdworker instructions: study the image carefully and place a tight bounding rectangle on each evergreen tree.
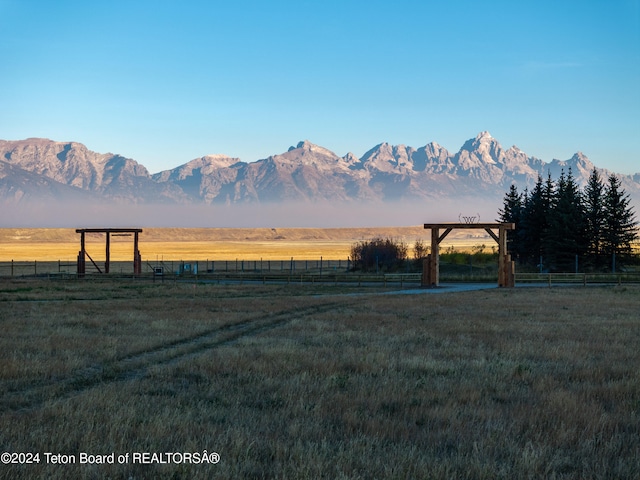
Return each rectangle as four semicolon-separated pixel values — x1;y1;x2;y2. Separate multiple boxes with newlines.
497;184;523;260
520;175;548;267
545;168;586;271
520;187;530;261
583;168;606;268
602;174;638;269
498;169;637;271
540;171;558;267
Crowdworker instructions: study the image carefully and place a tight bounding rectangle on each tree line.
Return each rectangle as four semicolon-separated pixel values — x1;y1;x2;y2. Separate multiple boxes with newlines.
498;168;638;272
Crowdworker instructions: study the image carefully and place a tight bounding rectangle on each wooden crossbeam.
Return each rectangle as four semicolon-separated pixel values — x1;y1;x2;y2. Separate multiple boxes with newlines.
84;250;103;274
484;228;499;243
438;228;453;244
424;223;515;230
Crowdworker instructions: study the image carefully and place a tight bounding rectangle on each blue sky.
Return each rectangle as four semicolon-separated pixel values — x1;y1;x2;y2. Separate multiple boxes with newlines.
1;0;639;174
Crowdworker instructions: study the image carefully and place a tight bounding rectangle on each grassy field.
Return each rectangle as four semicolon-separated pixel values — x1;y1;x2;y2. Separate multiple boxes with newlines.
0;227;494;261
0;278;639;479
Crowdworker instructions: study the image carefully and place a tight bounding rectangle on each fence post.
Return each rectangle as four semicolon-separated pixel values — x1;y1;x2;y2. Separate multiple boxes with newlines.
11;260;14;277
612;253;616;274
34;260;37;276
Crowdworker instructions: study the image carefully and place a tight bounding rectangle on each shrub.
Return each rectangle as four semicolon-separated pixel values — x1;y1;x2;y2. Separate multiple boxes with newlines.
350;237;408;272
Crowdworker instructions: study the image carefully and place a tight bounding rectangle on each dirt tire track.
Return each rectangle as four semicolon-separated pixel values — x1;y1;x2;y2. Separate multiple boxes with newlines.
0;301;347;413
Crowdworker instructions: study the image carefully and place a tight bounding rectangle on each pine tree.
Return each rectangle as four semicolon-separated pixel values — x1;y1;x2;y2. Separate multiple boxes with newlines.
602;174;638;269
497;184;523;260
539;172;557;269
520;175;549;267
498;169;638;272
545;168;586;271
583;168;606;269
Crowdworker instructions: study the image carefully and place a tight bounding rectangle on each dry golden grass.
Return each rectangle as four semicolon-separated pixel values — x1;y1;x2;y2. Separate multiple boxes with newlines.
140;240;353;261
0;240;354;262
0;227;494;261
1;279;638;479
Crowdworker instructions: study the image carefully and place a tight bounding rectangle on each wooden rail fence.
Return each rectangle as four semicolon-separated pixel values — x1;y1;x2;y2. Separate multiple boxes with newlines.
515;272;640;286
2;260;638;288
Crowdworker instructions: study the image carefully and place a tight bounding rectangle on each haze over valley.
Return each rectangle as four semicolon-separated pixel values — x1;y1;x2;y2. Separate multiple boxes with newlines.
2;132;638;228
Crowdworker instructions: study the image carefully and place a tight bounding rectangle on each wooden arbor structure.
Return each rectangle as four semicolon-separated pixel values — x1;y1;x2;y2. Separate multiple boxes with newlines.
76;228;143;277
422;223;516;288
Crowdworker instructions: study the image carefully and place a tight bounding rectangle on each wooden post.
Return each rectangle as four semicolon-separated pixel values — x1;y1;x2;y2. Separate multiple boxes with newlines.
105;232;110;274
421;256;430;287
430;227;439;287
498;226;506;287
507;255;515;288
78;231;86;277
133;231;141;275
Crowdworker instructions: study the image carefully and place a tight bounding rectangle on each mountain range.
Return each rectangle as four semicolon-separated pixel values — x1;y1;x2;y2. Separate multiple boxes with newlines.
1;132;638;227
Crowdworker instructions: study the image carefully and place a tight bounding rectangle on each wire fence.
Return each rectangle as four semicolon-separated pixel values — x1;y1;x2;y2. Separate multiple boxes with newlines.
0;260;77;277
0;258;428;288
2;258;639;287
0;258;353;278
161;258;352;275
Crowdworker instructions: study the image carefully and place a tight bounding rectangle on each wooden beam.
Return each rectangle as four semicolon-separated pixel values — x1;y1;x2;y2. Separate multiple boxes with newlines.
438;228;453;244
85;250;103;274
76;228;143;233
484;228;499;243
424;223;515;230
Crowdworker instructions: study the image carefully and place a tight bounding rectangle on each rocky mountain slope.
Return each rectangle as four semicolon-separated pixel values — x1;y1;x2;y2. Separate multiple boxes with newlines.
1;133;638;208
0;138;181;204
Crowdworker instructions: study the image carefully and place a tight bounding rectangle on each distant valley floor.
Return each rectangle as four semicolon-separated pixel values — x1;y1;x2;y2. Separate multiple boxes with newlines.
0;227;494;261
